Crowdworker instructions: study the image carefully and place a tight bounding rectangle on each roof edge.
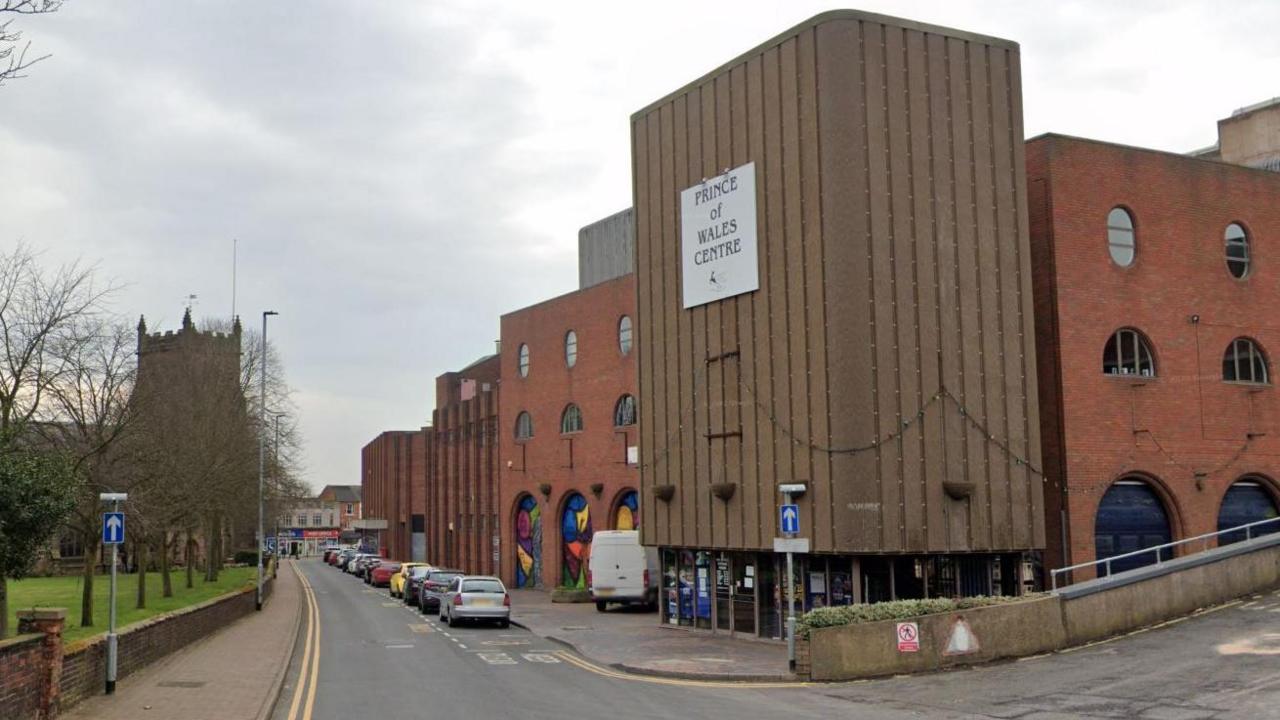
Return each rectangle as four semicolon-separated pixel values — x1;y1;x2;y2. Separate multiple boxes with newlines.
1027;132;1280;181
631;9;1018;120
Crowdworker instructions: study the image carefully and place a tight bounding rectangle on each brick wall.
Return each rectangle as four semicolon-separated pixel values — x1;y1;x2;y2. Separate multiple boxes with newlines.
58;578;268;713
1027;134;1280;572
0;634;47;719
498;274;639;589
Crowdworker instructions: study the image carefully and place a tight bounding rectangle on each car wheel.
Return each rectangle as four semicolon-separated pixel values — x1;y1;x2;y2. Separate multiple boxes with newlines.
498;620;509;629
446;609;457;627
596;601;607;612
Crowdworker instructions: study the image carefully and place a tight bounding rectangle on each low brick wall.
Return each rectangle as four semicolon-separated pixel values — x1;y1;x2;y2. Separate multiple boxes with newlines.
1;574;272;719
0;633;49;718
806;536;1280;681
808;595;1064;681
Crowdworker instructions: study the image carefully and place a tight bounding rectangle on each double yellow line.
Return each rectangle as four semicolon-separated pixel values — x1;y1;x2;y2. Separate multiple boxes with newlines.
285;563;321;720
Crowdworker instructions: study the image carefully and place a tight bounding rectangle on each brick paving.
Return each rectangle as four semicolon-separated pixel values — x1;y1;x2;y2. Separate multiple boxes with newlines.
64;562;302;720
507;589;794;681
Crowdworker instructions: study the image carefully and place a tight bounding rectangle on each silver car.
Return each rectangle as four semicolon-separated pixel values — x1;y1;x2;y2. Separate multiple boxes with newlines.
440;576;510;628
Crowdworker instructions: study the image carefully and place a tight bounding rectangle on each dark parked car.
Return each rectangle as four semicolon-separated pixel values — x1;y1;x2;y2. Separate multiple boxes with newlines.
402;566;433;606
418;569;463;613
370;561;402;588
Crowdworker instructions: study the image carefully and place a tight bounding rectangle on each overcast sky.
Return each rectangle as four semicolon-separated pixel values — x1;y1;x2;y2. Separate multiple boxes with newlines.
3;1;1278;494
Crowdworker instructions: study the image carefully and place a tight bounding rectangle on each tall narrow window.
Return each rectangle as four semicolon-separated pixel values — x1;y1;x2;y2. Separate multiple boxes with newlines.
561;404;583;434
619;315;633;355
517;343;530;378
514;411;533;440
1102;328;1155;377
614;394;637;427
565;330;578;368
1223;338;1269;384
1107;207;1135;266
1225;222;1250;278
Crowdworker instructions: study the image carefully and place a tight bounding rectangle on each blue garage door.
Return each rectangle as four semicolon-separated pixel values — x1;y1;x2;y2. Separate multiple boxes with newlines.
1217;480;1280;545
1094;480;1172;576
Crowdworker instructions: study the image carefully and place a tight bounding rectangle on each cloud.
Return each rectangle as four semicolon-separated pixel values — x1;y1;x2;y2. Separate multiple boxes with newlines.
3;0;1278;491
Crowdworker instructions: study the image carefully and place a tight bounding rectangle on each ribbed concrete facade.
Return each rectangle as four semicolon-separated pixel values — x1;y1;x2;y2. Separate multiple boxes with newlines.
633;10;1044;556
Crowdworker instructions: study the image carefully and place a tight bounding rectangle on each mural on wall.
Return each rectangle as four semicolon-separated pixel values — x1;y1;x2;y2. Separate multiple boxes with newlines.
515;494;542;588
561;492;593;588
614;490;639;531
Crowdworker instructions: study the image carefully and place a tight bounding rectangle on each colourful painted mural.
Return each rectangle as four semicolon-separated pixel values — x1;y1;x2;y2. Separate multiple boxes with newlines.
515;494;542;588
614;489;639;531
561;492;592;588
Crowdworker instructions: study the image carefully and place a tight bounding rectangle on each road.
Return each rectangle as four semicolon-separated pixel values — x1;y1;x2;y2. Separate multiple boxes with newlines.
275;560;1280;719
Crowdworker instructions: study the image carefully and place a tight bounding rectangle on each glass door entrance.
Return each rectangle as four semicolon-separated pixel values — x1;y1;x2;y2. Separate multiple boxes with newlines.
732;555;756;636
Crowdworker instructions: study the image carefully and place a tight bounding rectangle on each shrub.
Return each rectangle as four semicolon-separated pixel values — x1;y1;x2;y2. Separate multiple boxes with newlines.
232;550;265;566
797;594;1038;638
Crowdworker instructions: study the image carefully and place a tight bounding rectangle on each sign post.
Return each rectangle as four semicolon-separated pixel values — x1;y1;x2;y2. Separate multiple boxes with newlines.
100;492;127;694
777;483;807;672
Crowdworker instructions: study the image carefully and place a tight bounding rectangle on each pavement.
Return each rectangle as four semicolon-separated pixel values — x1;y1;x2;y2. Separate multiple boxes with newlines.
64;561;303;720
506;589;793;681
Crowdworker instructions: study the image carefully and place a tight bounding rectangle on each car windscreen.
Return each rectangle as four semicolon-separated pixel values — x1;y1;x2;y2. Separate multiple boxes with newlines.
428;572;461;584
409;567;431;578
461;580;504;594
381;563;401;570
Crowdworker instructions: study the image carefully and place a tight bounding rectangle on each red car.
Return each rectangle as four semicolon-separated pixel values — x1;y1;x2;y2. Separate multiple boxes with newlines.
370;561;402;588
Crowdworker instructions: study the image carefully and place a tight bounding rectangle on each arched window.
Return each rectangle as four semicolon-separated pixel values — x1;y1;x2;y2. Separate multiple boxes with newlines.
1218;479;1279;545
1223;338;1269;384
513;494;542;588
517;343;530;378
614;489;639;531
619;315;633;355
614;394;637;427
1094;478;1173;576
561;493;592;588
565;330;578;368
1107;207;1135;267
1225;222;1250;279
1102;328;1155;377
560;404;583;434
514;411;533;440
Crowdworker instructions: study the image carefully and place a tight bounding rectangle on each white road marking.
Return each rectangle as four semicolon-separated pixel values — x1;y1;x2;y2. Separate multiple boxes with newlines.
458;644;468;649
478;652;517;665
522;653;560;663
385;644;414;649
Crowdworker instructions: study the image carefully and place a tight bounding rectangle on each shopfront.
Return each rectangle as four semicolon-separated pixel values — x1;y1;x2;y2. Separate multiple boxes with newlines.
278;528;340;556
661;549;1032;639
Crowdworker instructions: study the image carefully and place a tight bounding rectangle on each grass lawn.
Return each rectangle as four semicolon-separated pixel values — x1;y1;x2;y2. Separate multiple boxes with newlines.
7;566;257;644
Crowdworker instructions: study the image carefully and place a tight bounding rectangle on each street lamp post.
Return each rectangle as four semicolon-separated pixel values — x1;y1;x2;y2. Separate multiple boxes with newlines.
257;310;278;611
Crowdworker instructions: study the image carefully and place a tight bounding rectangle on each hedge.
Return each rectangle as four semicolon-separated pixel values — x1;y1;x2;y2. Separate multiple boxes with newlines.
797;594;1038;638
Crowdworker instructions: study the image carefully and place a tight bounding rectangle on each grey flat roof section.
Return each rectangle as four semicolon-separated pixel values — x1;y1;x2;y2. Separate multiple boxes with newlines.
632;8;1018;119
1057;532;1280;600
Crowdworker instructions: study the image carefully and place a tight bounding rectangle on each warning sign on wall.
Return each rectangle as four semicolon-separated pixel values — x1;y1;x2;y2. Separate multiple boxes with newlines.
896;622;920;653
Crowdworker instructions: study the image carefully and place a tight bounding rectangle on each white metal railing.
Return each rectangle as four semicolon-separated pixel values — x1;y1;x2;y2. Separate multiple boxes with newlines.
1050;515;1280;591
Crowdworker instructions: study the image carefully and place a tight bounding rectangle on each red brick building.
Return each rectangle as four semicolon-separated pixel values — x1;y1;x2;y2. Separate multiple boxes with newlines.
498;272;639;589
360;430;424;560
425;355;500;575
1028;133;1280;578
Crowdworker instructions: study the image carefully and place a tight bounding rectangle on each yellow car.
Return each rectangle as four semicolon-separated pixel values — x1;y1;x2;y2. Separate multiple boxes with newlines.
391;562;431;599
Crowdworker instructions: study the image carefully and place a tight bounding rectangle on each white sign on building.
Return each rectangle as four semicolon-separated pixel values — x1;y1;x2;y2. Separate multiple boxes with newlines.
680;162;759;309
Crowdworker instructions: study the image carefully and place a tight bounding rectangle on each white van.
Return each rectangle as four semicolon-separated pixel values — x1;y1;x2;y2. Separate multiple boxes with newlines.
588;530;659;611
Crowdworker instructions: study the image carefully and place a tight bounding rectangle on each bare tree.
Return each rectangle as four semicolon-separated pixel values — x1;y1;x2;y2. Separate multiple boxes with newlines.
0;1;62;88
39;319;139;627
0;243;114;442
0;243;113;637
